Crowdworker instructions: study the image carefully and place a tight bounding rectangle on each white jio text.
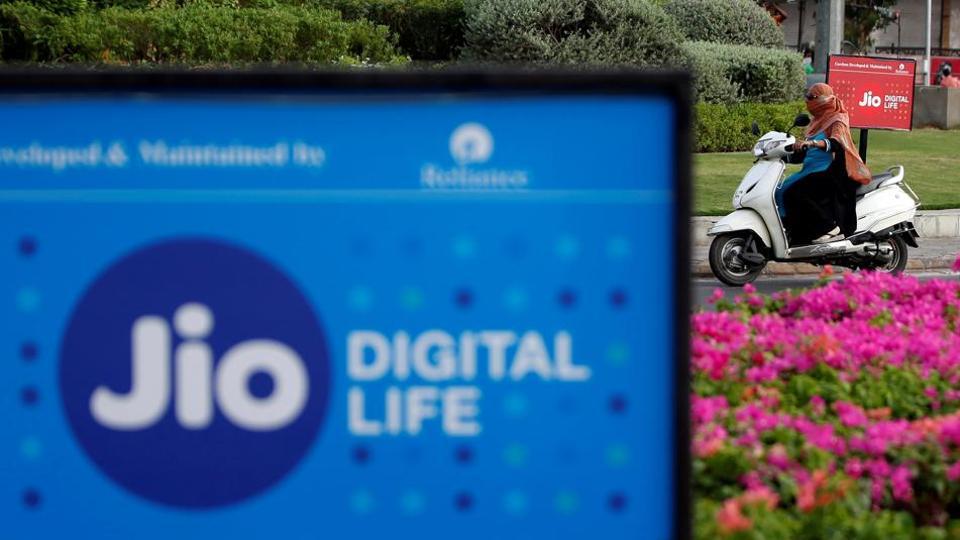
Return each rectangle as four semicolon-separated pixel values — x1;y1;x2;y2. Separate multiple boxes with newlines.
347;330;591;437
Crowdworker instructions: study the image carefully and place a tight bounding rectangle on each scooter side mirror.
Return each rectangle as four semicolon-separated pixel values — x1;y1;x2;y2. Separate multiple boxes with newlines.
793;114;811;128
751;122;760;136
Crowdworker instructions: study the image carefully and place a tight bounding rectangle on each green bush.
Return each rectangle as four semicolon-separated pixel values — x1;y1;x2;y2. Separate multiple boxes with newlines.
695;101;806;152
682;41;739;104
0;0;88;14
460;0;686;69
82;0;464;60
0;2;406;64
683;41;805;104
662;0;783;48
304;0;464;61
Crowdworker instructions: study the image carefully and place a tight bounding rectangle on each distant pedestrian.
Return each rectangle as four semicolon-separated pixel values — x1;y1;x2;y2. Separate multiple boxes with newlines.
937;62;960;88
802;49;814;75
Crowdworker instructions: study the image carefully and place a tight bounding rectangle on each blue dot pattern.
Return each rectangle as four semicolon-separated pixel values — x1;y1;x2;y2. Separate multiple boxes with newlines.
400;490;425;515
18;236;37;257
16;288;40;313
4;228;660;537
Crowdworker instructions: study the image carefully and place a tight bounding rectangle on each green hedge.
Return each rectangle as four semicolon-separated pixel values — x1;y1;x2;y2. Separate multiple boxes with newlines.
662;0;783;48
6;0;87;14
304;0;464;61
0;2;406;64
682;41;739;104
461;0;686;69
695;101;806;152
684;41;805;104
78;0;464;60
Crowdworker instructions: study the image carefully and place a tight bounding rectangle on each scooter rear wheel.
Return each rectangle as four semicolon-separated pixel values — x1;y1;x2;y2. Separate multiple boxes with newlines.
869;236;909;275
709;233;766;287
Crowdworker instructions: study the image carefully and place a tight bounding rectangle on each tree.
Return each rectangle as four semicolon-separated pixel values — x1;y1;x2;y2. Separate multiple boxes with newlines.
844;0;899;52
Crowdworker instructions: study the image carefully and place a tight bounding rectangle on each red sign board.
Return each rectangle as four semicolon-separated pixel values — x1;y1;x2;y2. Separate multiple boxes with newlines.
930;56;960;85
827;55;916;131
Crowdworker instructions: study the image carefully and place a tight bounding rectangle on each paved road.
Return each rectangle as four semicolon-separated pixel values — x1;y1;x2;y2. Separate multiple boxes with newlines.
692;273;955;310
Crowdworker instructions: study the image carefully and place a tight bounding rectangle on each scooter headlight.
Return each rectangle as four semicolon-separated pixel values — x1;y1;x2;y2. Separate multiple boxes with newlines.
753;139;779;157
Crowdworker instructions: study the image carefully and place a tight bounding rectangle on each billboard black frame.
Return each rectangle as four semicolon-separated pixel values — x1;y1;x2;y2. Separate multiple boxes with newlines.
0;67;692;540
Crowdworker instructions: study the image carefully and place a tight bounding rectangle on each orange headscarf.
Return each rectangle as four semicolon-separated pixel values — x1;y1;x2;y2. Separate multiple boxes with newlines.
804;83;871;185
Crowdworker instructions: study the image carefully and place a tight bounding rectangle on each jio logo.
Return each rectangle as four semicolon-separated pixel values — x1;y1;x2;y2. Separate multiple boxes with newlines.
60;238;330;508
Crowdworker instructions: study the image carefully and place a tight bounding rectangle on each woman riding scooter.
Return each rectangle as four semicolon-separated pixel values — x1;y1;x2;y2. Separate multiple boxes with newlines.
777;83;872;244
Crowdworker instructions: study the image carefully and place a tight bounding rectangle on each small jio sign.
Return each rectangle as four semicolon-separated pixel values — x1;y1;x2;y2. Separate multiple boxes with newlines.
827;55;917;131
0;71;690;539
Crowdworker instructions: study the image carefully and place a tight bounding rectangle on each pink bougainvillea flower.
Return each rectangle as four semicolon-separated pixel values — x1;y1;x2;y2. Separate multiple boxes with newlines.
797;470;829;512
890;465;914;502
845;458;865;479
834;401;868;428
740;486;779;510
948;462;960;481
716;498;752;535
708;287;725;304
952;253;960;272
694;424;728;458
809;395;826;416
871;477;886;506
691;271;960;521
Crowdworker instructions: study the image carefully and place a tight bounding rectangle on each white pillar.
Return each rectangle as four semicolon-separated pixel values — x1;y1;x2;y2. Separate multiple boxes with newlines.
926;0;933;82
814;0;844;73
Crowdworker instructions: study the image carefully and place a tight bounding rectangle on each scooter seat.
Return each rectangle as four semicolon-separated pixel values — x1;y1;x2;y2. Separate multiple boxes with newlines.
856;172;895;196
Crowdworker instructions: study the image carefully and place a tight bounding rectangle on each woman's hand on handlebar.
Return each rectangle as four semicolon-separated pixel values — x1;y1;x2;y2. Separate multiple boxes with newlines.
798;140;826;151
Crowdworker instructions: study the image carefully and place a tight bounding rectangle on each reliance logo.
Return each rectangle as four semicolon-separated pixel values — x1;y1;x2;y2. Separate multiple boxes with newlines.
420;122;528;189
450;122;494;165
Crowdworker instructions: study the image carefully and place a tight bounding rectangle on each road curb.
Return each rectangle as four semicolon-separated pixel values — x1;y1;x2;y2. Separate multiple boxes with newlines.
692;209;960;247
691;258;956;278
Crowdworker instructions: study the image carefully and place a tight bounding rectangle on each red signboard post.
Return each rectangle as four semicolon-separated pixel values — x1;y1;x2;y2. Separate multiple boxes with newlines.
827;55;916;162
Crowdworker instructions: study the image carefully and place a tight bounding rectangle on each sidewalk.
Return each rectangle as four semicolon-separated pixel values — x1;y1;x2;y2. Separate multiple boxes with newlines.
691;210;960;277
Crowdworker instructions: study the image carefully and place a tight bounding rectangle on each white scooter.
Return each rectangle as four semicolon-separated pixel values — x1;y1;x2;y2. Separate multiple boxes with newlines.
707;114;920;286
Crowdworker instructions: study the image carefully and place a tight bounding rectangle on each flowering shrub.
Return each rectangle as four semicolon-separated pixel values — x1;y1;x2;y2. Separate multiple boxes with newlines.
693;270;960;538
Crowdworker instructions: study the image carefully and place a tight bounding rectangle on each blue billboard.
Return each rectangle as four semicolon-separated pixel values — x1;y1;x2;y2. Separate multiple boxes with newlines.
0;71;690;539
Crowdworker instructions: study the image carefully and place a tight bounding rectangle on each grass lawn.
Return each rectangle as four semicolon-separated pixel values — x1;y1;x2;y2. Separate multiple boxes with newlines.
694;129;960;215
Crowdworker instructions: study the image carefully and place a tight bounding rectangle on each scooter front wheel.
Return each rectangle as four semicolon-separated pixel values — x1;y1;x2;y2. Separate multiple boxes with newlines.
709;233;766;286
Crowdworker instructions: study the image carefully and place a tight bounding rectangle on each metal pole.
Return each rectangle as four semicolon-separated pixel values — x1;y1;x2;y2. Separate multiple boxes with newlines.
927;0;933;83
859;129;869;163
797;0;805;50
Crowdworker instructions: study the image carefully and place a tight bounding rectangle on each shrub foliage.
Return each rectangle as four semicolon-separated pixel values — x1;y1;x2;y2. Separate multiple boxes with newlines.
0;2;406;64
461;0;686;68
663;0;783;48
695;101;806;153
684;41;805;105
305;0;464;61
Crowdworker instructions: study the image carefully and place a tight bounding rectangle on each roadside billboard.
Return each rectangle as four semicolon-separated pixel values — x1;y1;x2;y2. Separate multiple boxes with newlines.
827;55;917;131
0;71;690;540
